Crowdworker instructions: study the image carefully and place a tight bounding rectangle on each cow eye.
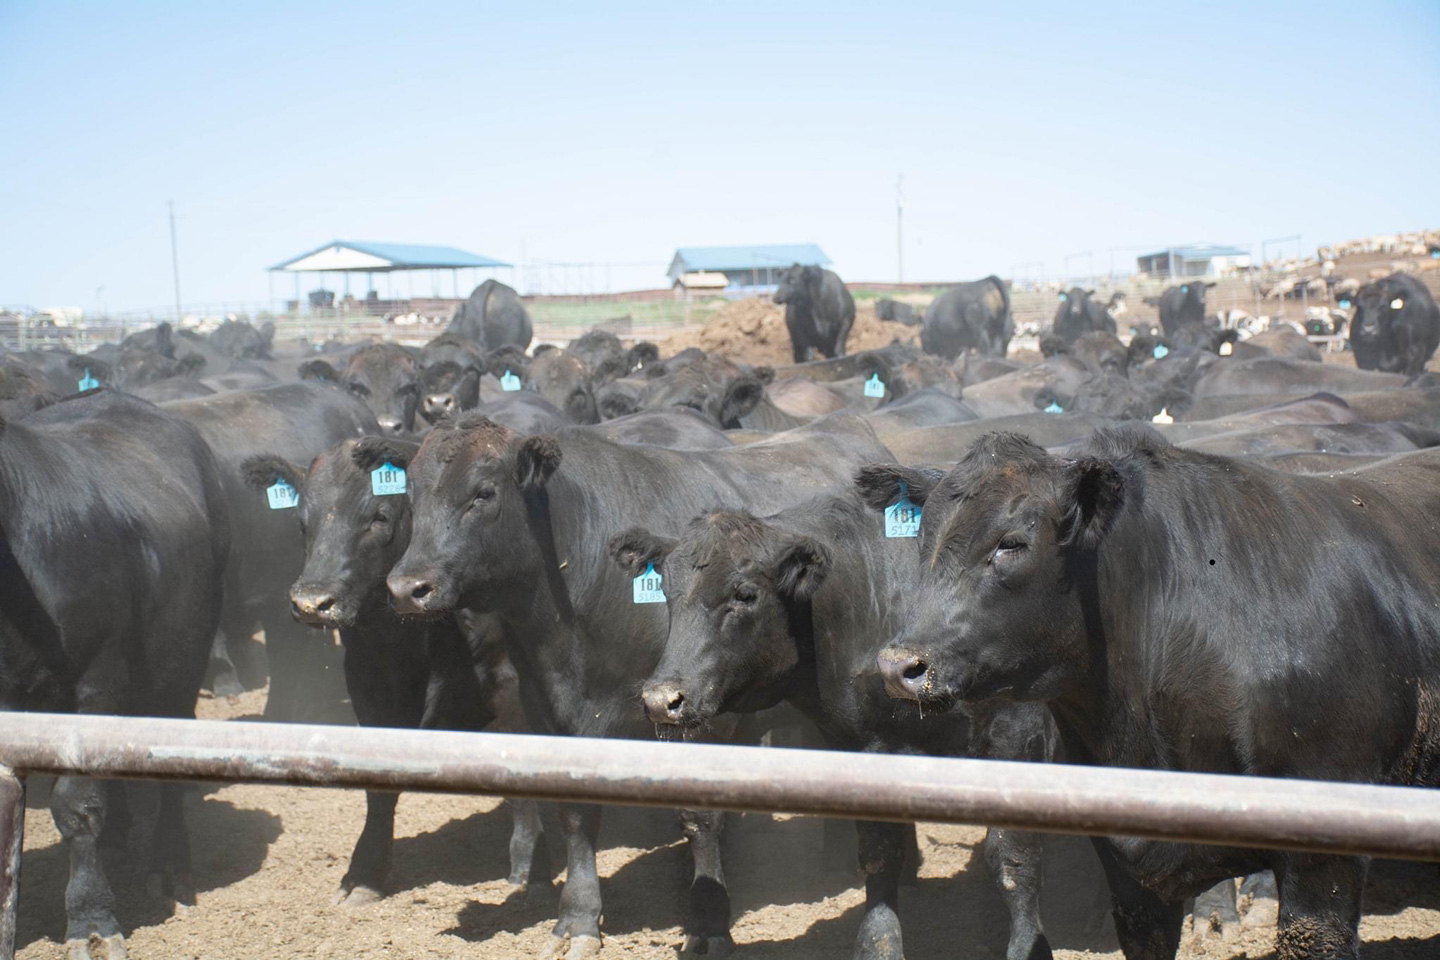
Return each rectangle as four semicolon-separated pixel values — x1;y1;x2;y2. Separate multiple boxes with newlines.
992;538;1028;562
734;585;758;604
470;487;496;507
371;510;390;528
347;381;371;398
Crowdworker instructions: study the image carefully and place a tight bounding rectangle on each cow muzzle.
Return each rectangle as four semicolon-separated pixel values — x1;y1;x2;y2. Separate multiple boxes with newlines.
877;646;930;701
641;681;691;725
289;586;341;626
388;571;447;617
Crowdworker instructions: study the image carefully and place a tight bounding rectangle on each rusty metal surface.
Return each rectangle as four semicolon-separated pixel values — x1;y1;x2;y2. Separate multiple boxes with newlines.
0;713;1435;863
0;766;23;960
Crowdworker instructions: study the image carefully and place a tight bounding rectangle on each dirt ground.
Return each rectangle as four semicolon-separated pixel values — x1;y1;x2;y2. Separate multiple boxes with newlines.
662;298;923;367
13;692;1440;959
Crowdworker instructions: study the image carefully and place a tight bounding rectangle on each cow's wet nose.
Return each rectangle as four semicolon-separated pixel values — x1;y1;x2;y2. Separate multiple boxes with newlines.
376;415;405;435
878;647;929;701
425;393;455;418
290;589;338;624
641;683;688;724
388;574;435;614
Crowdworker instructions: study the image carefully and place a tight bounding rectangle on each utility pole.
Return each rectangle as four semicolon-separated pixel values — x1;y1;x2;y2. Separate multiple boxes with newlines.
895;174;904;284
168;200;182;322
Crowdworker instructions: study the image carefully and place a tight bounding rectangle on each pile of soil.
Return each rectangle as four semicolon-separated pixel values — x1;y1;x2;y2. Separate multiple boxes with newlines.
663;298;923;366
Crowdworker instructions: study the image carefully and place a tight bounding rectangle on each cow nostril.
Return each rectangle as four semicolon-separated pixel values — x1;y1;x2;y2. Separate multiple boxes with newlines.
666;692;685;716
902;660;928;682
315;596;335;612
410;581;433;600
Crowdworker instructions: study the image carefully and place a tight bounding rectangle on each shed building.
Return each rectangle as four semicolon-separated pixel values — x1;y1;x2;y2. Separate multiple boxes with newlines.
1137;244;1251;280
666;244;830;293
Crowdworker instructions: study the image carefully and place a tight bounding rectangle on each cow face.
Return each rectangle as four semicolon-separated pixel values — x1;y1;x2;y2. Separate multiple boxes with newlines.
387;417;560;617
419;361;482;424
858;433;1123;711
611;515;827;726
772;263;805;305
343;344;420;435
526;349;598;424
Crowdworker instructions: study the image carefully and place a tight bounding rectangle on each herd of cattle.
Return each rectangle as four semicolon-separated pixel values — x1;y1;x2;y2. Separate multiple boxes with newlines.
2;266;1440;960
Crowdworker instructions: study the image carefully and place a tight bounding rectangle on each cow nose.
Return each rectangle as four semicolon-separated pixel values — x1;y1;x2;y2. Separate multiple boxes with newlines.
425;393;455;417
878;647;929;701
289;589;337;624
641;683;688;724
388;574;435;614
376;415;405;435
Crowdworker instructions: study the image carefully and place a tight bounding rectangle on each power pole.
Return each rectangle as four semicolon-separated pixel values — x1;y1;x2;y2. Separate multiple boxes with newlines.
168;200;182;322
895;174;904;284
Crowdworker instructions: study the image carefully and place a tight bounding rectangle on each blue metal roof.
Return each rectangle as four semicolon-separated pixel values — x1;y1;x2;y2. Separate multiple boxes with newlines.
269;240;512;272
1139;244;1249;261
668;244;830;279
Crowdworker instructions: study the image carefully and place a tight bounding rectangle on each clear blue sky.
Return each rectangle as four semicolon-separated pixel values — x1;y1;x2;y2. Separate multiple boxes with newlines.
3;1;1437;312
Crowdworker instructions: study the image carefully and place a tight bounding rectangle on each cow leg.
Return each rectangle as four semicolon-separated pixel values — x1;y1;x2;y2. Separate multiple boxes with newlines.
506;799;548;894
205;630;245;697
1091;838;1183;960
852;820;904;960
544;802;603;960
983;827;1051;960
147;783;195;905
1239;870;1279;927
1273;854;1365;960
679;808;732;957
336;791;397;906
52;775;126;960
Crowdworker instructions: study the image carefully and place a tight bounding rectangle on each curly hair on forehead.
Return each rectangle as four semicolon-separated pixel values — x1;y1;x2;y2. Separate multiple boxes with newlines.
420;414;515;463
677;510;773;568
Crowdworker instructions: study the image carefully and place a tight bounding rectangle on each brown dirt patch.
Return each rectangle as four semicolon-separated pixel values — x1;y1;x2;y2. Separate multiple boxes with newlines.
663;298;921;367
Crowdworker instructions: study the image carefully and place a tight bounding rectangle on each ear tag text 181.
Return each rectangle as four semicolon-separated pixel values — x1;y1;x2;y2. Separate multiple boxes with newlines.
863;373;885;398
77;368;99;391
1152;344;1169;359
1044;400;1064;414
371;461;407;496
633;562;666;603
885;482;921;538
267;478;299;510
500;369;521;391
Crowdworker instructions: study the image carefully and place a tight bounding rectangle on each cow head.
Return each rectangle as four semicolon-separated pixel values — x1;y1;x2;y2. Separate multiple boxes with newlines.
610;513;828;726
526;349;598;424
243;438;418;627
419;360;483;424
858;432;1126;711
773;264;821;305
387;416;560;617
328;344;420;435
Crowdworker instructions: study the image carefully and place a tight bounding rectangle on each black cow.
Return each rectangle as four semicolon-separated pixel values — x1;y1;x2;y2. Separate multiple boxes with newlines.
164;383;378;720
1349;272;1440;376
1051;288;1118;345
241;439;545;904
209;319;274;359
867;425;1440;960
300;342;420;435
525;348;599;424
773;263;856;362
385;414;890;959
920;276;1012;359
0;391;230;959
1149;281;1215;334
447;279;533;351
611;493;1055;960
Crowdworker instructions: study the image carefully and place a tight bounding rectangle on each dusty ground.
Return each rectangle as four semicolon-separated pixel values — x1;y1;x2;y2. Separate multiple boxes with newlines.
662;298;922;367
13;692;1440;959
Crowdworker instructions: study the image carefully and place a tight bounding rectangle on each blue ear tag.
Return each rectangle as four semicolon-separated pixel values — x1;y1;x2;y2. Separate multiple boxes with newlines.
1058;293;1068;302
1338;299;1351;308
885;482;921;538
632;562;666;603
1431;250;1439;259
1181;285;1189;293
1153;344;1169;359
266;478;299;510
371;461;407;496
1044;400;1064;414
500;369;521;391
863;373;885;398
77;369;99;391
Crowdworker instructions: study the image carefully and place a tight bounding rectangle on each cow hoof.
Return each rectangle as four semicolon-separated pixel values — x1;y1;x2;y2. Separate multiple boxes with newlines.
541;933;602;960
682;933;735;957
210;675;246;698
333;884;384;907
67;934;128;960
1241;896;1279;928
505;879;531;901
1190;915;1240;944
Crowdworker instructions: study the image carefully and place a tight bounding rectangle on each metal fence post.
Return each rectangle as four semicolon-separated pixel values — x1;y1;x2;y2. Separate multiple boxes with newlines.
0;764;23;960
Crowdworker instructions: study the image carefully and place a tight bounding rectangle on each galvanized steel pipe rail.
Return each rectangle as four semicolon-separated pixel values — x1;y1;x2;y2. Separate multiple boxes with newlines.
0;712;1436;956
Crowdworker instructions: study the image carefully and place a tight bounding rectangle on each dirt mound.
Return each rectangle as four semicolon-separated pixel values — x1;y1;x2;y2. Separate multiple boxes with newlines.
663;298;921;366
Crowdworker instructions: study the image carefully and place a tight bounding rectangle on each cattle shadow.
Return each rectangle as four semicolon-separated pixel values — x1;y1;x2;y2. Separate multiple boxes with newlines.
15;788;281;951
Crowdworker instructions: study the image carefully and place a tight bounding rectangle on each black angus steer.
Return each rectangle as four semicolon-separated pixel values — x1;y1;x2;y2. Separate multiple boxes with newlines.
773;263;856;362
1349;272;1440;376
864;426;1440;960
240;439;545;905
300;342;421;435
1149;281;1214;334
447;278;533;351
611;493;1056;960
1051;288;1118;345
165;383;378;721
0;390;230;960
385;413;891;960
921;275;1013;359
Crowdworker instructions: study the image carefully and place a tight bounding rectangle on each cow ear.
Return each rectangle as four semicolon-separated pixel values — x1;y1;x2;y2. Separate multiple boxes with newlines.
352;437;419;472
854;463;943;510
607;527;678;577
299;359;340;383
515;435;561;488
720;375;765;428
627;342;659;371
1057;457;1124;550
241;454;304;493
773;536;829;601
456;367;482;411
154;322;175;359
67;355;113;382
